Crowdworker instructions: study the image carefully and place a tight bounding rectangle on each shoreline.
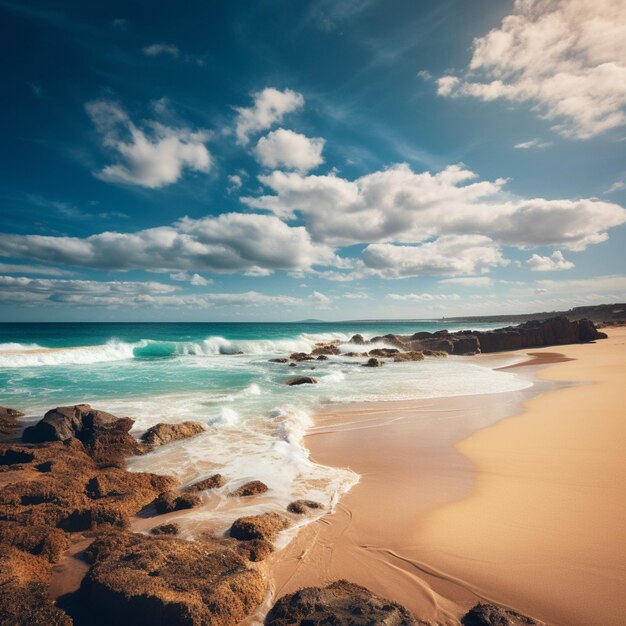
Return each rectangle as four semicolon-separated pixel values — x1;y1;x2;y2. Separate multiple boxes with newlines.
268;329;625;625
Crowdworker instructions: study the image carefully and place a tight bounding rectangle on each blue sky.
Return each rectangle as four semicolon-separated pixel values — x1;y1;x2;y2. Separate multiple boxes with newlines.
1;0;625;321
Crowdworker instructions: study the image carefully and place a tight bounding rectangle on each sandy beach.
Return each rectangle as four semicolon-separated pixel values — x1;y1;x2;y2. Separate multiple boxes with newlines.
270;328;626;626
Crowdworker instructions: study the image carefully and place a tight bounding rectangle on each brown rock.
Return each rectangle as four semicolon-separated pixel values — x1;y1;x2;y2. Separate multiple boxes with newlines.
287;499;323;514
393;351;425;362
0;545;72;626
154;491;200;515
0;520;69;562
230;512;290;542
265;579;422;626
462;603;541;625
151;523;180;536
362;357;383;367
236;538;274;562
344;351;369;357
311;343;341;356
230;480;268;498
289;352;315;362
269;358;288;363
368;348;400;357
349;334;366;345
80;531;265;626
184;473;225;492
285;376;318;386
0;406;25;441
316;354;329;360
141;421;205;447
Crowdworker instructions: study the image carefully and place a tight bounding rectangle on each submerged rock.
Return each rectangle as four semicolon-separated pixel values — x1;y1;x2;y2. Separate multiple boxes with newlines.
287;499;323;515
269;358;289;363
230;512;290;542
80;531;266;626
184;473;225;492
153;491;200;515
141;421;205;447
285;376;318;386
362;357;383;367
151;522;180;536
229;480;269;498
462;603;541;625
265;579;422;626
289;352;315;362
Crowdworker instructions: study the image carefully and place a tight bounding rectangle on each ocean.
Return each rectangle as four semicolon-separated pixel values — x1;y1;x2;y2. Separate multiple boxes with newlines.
0;321;532;538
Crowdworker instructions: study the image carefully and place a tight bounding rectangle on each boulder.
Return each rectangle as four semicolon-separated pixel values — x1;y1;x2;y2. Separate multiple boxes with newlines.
141;421;205;447
287;499;323;515
285;376;318;386
265;579;422;626
316;354;328;360
368;348;399;357
229;480;268;498
393;351;425;362
349;334;366;345
154;491;200;515
0;545;72;626
311;344;341;356
230;512;290;542
151;523;180;536
289;352;315;362
80;531;265;626
184;473;225;492
0;521;69;562
0;406;24;441
362;358;383;367
462;603;541;625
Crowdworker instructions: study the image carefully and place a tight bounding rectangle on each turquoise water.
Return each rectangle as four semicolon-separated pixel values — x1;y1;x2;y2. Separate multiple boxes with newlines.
0;321;531;537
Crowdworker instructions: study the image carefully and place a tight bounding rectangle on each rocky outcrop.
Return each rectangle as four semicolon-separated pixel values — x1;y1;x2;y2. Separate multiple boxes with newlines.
344;351;369;357
394;351;425;362
0;521;69;562
369;348;400;357
462;603;541;625
287;499;323;514
0;406;24;441
184;473;225;492
285;376;318;386
230;480;269;498
22;404;144;467
265;579;423;626
311;343;341;356
349;334;367;345
289;352;315;362
371;316;606;356
154;491;200;515
0;545;72;626
80;531;265;626
230;512;290;542
363;357;383;367
151;522;180;536
141;421;205;447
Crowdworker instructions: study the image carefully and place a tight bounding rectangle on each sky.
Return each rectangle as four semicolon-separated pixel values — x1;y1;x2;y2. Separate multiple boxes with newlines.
1;0;625;322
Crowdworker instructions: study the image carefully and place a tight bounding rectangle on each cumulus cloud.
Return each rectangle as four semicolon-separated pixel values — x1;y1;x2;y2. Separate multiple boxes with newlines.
253;129;325;172
361;235;508;278
169;271;213;286
86;100;212;188
0;213;337;274
388;292;460;302
437;0;626;138
234;88;304;145
142;43;180;58
526;250;575;271
244;163;626;250
0;263;70;276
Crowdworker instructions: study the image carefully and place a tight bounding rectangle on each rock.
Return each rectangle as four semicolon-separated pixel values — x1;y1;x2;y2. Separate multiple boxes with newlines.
316;354;328;360
422;349;447;357
184;473;225;492
349;334;366;345
363;357;383;367
344;351;369;357
311;344;341;356
230;512;290;542
22;404;143;467
0;406;24;441
236;538;274;562
80;531;265;626
0;521;69;562
141;421;205;447
368;348;400;357
151;523;180;536
0;545;72;626
154;491;200;515
285;376;318;386
269;358;289;363
265;579;421;626
393;351;425;362
289;362;297;367
462;603;541;625
287;499;323;515
289;352;315;362
229;480;268;498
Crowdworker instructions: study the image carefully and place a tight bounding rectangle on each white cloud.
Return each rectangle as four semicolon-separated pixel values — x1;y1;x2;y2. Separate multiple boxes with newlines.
526;250;575;271
438;276;494;287
0;213;337;274
244;163;626;250
234;88;304;145
227;174;243;192
514;138;552;150
437;0;626;138
142;43;180;58
388;292;461;302
86;100;212;188
253;129;325;172
605;180;625;194
344;292;369;300
169;271;213;286
362;235;509;278
310;290;331;304
0;263;70;276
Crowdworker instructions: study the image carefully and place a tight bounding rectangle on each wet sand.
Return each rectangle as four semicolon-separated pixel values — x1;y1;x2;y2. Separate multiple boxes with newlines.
270;330;625;625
